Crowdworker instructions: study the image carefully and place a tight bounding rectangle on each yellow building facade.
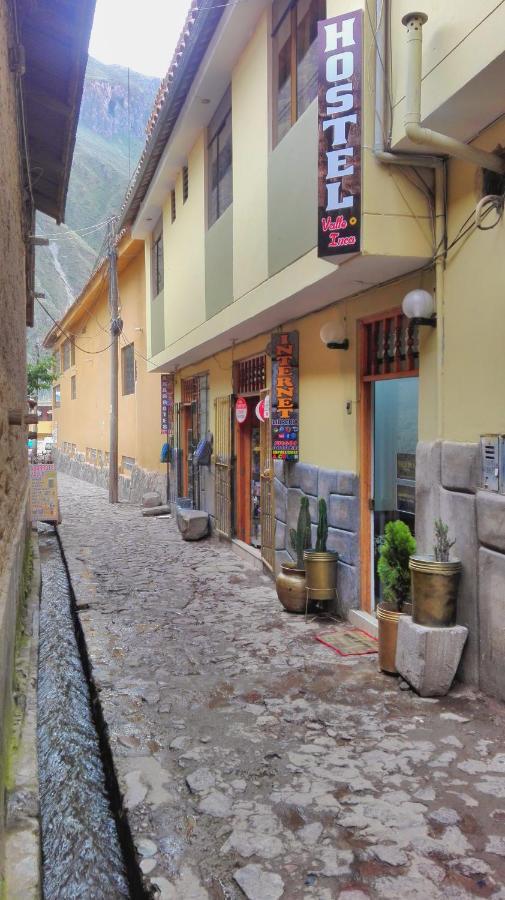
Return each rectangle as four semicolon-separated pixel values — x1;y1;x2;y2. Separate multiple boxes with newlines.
115;0;505;699
44;235;167;501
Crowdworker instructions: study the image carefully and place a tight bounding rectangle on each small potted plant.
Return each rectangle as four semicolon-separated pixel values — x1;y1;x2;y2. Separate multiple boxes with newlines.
276;496;311;613
304;498;339;607
410;519;462;627
377;520;416;673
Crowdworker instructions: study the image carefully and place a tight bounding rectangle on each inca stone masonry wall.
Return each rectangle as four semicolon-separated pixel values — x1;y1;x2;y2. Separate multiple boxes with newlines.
416;440;505;702
55;451;167;505
0;0;31;876
274;461;360;614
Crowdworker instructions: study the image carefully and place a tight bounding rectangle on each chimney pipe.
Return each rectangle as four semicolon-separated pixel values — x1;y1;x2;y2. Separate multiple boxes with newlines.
402;11;505;175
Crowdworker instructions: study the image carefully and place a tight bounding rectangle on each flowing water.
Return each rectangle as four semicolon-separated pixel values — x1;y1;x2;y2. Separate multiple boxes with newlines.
38;528;130;899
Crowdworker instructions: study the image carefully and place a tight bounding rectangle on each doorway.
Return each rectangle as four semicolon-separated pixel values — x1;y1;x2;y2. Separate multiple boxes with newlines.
235;396;261;548
359;310;419;612
372;377;418;606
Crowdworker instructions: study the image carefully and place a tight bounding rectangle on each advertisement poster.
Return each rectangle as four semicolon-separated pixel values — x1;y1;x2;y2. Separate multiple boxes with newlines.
271;332;299;461
31;463;59;523
318;10;362;257
161;373;174;435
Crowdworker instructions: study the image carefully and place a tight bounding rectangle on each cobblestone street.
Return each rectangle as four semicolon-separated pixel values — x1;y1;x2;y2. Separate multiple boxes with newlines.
55;473;505;900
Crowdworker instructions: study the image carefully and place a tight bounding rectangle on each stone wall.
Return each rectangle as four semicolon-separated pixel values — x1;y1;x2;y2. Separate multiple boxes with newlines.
0;0;32;866
55;451;167;506
416;441;505;701
273;461;360;613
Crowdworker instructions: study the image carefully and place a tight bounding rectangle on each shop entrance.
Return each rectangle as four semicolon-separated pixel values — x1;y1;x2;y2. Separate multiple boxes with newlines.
359;310;419;612
235;396;261;547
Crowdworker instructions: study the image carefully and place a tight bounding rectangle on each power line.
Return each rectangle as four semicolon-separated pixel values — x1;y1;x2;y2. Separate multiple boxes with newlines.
35;296;113;355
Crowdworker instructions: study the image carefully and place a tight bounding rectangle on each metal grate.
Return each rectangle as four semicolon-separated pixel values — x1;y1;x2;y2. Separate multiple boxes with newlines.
181;376;199;404
259;387;274;570
235;355;266;395
182;165;189;203
214;394;233;537
362;313;418;379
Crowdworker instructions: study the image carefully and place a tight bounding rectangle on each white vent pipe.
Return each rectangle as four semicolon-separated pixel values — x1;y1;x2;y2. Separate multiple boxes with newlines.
402;11;505;175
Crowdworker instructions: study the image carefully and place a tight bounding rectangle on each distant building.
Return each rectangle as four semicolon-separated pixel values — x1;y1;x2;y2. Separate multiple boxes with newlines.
43;233;167;501
0;0;95;858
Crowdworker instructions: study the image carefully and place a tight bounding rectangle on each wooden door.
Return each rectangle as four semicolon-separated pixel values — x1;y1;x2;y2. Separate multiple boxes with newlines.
259;388;274;571
214;395;233;537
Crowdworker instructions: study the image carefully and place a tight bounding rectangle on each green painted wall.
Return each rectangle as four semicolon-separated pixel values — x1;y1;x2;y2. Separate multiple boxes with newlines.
268;101;317;277
205;205;233;320
151;291;165;357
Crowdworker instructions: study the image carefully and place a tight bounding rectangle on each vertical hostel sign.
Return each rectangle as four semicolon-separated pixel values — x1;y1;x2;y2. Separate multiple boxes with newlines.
271;332;299;462
161;374;174;435
318;10;362;257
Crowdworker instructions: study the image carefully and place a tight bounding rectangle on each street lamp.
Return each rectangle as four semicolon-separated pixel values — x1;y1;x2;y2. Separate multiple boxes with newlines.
320;320;349;350
402;289;437;327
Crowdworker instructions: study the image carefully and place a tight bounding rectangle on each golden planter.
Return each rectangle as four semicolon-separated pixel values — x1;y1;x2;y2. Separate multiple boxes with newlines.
276;563;307;614
410;555;462;627
303;551;339;603
377;603;403;674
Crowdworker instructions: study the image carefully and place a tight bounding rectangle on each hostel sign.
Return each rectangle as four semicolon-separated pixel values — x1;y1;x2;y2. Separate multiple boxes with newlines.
271;332;299;462
161;374;174;435
318;10;362;257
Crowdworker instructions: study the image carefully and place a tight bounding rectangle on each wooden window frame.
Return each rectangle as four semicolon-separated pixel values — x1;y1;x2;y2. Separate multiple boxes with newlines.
152;218;164;298
53;384;61;408
71;374;76;400
170;189;176;224
207;86;233;227
272;0;325;146
121;343;135;396
358;309;419;613
233;354;267;396
182;165;189;203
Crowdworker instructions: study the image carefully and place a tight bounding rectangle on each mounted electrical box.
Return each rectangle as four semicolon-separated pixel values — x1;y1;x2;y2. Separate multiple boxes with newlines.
480;435;499;491
499;436;505;495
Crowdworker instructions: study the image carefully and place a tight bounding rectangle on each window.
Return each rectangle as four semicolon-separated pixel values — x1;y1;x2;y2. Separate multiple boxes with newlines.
121;455;135;476
122;343;135;395
71;375;76;400
54;352;60;376
235;355;267;395
273;0;325;144
182;165;189;203
86;447;97;465
171;189;176;223
152;219;164;297
53;385;61;408
208;86;232;227
62;337;75;371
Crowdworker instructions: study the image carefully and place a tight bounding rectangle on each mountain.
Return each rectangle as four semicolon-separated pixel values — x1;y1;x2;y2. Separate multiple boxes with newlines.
31;57;159;358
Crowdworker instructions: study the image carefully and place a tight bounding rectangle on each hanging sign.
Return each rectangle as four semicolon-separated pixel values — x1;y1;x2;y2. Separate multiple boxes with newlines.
318;9;362;257
271;332;299;462
161;373;174;435
235;397;248;424
255;395;270;423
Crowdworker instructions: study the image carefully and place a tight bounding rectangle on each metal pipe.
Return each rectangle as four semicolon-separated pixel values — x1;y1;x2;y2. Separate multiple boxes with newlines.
402;12;505;175
373;0;442;168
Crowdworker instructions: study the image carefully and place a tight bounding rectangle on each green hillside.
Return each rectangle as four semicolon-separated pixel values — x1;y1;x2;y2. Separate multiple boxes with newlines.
30;57;159;358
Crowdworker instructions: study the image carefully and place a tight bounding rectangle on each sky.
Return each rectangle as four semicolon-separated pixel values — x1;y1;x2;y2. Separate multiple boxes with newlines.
88;0;192;79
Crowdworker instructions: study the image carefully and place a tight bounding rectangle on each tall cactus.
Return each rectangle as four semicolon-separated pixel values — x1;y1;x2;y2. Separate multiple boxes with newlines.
315;498;328;552
290;496;312;569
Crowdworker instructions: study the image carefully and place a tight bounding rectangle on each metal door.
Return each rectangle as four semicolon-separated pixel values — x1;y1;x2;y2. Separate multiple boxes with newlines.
214;394;233;537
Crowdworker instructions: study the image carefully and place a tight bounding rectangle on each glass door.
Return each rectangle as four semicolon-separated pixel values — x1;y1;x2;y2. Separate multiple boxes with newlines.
372;377;418;607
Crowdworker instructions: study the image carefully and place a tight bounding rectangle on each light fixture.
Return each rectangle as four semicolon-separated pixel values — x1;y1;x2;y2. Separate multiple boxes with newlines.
320;320;349;350
402;289;436;327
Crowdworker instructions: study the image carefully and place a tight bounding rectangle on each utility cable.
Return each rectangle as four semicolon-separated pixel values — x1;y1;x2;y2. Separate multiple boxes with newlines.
35;297;113;355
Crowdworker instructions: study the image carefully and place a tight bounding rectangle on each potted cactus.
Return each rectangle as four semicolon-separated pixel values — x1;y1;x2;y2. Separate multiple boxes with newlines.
304;498;339;607
276;496;311;613
409;519;462;627
377;520;416;673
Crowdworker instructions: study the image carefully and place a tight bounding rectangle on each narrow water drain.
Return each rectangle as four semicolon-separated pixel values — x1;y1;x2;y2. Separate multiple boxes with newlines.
38;527;132;898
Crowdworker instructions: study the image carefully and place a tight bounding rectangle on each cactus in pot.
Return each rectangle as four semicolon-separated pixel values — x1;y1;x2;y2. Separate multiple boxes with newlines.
315;497;328;552
289;495;312;569
304;498;339;607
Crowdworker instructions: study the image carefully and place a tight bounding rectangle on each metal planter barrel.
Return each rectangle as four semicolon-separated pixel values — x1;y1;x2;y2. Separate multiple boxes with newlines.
303;550;338;603
409;555;462;627
276;563;307;614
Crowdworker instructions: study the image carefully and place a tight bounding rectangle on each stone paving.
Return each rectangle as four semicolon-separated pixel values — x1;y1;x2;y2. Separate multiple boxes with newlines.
55;473;505;900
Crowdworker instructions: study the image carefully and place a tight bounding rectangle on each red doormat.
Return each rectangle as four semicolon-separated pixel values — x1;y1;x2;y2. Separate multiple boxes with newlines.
316;628;378;657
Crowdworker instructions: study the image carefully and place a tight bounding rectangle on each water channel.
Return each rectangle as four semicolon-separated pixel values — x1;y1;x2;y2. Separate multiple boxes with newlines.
38;526;131;898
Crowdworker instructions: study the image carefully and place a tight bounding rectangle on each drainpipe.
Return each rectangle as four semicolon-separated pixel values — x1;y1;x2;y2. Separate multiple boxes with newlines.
402;11;505;175
374;0;442;169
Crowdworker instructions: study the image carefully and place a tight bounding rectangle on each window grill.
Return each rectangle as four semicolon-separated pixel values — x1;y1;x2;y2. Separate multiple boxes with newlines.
181;376;199;405
182;165;189;203
362;313;419;379
235;355;267;395
171;188;176;223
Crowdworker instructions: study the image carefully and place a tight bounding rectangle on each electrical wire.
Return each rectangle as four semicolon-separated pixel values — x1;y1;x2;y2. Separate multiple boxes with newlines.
475;193;504;230
35;296;113;355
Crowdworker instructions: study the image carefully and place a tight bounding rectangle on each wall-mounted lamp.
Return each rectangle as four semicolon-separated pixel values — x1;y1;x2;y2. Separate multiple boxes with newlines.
320;321;349;350
402;289;437;327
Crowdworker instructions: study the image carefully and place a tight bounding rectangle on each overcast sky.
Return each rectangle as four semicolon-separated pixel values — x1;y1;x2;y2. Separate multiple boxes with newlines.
89;0;191;78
